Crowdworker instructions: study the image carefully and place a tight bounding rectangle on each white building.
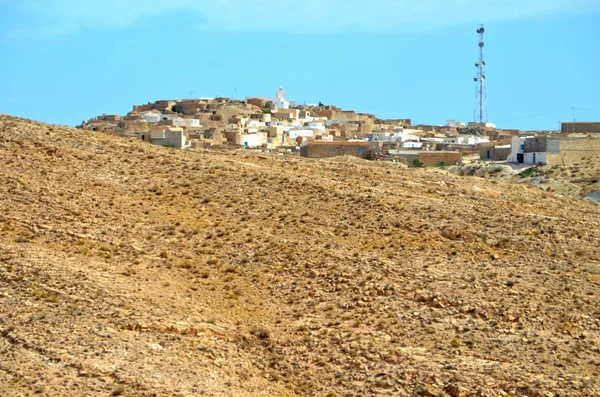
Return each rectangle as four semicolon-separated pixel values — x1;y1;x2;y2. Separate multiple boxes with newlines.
172;118;201;128
307;121;326;132
403;141;424;149
288;129;315;140
443;135;490;145
369;132;403;143
150;127;188;149
247;119;266;129
507;136;547;164
246;85;295;110
141;113;163;123
274;86;290;109
369;131;422;143
236;132;267;148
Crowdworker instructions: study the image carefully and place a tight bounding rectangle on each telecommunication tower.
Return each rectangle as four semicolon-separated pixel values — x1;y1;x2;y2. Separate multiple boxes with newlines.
473;24;487;123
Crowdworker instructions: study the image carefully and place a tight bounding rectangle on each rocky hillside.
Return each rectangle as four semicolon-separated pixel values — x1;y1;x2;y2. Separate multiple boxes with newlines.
448;162;600;202
1;114;599;396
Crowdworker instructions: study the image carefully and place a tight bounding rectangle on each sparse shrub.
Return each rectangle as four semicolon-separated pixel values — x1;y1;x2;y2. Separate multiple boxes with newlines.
413;159;424;168
519;167;539;178
251;326;271;339
224;266;237;273
112;384;125;396
179;262;193;269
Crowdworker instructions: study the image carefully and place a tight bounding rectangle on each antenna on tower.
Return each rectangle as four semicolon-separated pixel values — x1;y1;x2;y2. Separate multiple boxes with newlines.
473;24;488;124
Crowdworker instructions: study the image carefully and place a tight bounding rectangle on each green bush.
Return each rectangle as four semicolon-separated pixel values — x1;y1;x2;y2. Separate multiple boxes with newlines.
518;167;539;178
413;158;424;168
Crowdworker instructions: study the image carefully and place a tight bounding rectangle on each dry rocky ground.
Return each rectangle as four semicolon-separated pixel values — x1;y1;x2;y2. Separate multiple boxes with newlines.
449;161;600;203
1;114;599;396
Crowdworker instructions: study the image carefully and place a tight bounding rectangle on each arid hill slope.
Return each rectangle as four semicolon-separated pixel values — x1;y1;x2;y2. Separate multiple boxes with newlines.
1;115;599;396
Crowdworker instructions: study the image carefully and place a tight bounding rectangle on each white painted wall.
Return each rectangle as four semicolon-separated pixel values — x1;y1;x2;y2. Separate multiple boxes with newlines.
236;133;267;148
308;121;325;132
507;136;534;163
172;118;201;128
142;113;162;123
442;136;489;145
274;86;289;109
524;152;547;165
248;120;266;128
288;129;315;139
274;99;290;110
369;132;401;142
403;141;423;149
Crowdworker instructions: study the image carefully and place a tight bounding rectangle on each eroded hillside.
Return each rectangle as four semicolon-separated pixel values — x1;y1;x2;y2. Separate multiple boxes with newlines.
1;115;599;396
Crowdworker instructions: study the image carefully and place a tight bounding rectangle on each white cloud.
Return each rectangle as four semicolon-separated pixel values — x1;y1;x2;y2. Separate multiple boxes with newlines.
3;0;599;36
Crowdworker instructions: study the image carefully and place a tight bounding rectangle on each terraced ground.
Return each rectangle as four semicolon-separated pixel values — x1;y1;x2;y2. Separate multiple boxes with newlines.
1;114;599;396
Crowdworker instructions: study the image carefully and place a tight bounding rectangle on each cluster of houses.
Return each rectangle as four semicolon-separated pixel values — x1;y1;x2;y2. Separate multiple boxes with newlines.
481;123;600;166
79;87;600;168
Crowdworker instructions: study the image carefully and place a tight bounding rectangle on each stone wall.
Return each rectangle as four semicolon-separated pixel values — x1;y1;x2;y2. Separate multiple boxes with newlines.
561;122;600;134
246;98;267;108
154;101;176;111
300;142;372;159
479;146;511;161
418;152;462;167
546;137;600;166
117;120;148;134
393;153;420;167
133;104;153;113
336;111;360;122
524;137;550;153
314;109;336;119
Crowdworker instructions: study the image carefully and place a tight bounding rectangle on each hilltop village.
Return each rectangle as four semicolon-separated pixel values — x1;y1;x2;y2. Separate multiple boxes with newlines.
80;86;600;169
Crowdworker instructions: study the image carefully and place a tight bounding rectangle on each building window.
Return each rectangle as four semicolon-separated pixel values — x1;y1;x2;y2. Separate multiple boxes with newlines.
329;148;335;152
357;148;365;154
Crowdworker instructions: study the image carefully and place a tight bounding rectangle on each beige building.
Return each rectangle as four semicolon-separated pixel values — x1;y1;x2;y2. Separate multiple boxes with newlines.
149;126;188;149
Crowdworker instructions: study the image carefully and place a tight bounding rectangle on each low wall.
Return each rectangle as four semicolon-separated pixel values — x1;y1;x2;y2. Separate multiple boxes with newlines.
479;146;511;161
300;142;371;159
546;137;600;165
561;122;600;134
419;152;462;167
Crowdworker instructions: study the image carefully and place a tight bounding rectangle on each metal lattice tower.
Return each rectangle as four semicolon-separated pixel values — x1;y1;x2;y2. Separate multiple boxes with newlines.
473;24;487;123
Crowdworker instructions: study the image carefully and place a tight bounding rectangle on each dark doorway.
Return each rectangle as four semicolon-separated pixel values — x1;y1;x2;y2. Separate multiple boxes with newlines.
517;153;524;164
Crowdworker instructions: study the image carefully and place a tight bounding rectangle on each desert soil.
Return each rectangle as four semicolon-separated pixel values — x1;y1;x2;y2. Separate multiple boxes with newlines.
1;115;599;396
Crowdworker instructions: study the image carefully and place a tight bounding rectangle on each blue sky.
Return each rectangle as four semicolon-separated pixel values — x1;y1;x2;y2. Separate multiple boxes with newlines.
0;0;599;130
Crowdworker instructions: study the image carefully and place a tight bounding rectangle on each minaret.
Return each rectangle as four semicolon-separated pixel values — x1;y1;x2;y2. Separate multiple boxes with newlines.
276;85;286;101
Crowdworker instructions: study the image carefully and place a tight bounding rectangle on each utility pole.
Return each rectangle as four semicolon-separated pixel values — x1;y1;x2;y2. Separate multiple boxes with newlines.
572;107;576;134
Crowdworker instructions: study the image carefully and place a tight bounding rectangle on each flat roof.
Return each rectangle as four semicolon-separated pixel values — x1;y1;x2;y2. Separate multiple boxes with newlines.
305;141;371;146
391;150;460;155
